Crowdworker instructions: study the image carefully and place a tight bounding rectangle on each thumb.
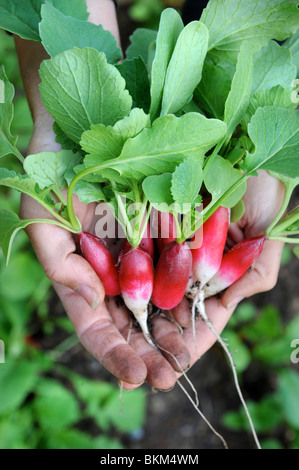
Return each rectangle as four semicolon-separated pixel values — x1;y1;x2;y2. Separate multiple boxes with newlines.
220;239;284;309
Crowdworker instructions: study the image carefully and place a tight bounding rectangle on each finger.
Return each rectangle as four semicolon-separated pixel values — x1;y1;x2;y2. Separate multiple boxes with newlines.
151;314;191;372
107;297;178;391
182;297;236;367
54;283;148;385
220;239;284;309
169;296;193;327
25;222;106;308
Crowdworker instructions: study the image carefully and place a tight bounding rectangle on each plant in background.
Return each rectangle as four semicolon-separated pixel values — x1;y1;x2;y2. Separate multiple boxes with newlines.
221;295;299;449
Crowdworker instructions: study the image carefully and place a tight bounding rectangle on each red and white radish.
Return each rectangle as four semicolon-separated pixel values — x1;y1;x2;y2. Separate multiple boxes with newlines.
119;246;155;346
190;206;230;288
151;241;192;310
79;232;121;297
204;236;265;298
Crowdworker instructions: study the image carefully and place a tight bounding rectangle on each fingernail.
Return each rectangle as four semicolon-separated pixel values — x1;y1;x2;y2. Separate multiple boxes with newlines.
75;284;100;311
227;296;244;310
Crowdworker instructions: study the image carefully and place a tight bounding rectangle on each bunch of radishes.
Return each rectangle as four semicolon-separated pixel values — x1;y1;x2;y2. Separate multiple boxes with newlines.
78;206;264;347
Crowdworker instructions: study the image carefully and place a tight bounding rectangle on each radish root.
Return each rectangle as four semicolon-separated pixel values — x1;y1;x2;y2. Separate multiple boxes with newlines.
195;295;262;450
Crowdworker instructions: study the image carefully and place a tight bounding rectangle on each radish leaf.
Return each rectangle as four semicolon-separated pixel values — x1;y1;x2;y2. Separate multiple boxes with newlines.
105;113;226;180
161;21;209;116
194;59;232;119
81;126;124;163
0;0;88;41
126;28;157;63
171;159;203;206
116;57;151;112
39;48;132;144
149;8;184;120
39;3;122;63
203;155;247;208
142;173;175;210
224;41;253;137
243;107;299;178
201;0;299;63
23;150;82;189
0;67;20;161
251;40;296;95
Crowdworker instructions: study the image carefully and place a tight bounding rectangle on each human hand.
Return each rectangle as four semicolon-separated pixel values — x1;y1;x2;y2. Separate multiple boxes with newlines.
21;123;192;390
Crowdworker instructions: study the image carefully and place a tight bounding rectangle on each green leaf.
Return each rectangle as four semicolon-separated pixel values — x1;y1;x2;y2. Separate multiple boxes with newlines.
221;329;251;373
142;173;174;210
251;40;297;95
284;29;299;77
243;107;299;178
23;149;81;189
39;3;122;63
171;158;203;205
113;108;151;140
0;168;51;204
194;59;232;119
116;57;151;112
50;0;88;21
278;369;299;429
149;8;184;120
126;28;157;63
0;66;20;161
203;155;247;207
224;41;253;136
34;379;80;431
0;0;88;41
241;305;282;343
104;113;226;180
0;359;40;414
230;198;245;223
200;0;299;63
81;126;124;163
104;389;146;433
0;251;45;301
244;85;296;127
222;395;282;433
39;47;132;144
0;208;76;265
161;21;209;116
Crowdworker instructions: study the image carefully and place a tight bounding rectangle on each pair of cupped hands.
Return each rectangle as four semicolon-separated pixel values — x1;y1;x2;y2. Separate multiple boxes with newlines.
20;114;285;392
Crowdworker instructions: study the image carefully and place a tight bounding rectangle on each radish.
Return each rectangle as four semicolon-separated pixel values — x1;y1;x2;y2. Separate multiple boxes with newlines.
123;222;155;259
187;206;230;298
153;211;177;253
204;236;265;298
79;232;121;297
119;247;155;346
151;241;192;310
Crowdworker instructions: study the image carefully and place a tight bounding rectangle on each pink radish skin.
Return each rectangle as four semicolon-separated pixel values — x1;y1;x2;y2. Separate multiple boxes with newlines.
204;236;265;298
123;222;155;259
191;206;230;288
151;241;192;310
155;211;177;253
119;247;154;345
79;232;121;297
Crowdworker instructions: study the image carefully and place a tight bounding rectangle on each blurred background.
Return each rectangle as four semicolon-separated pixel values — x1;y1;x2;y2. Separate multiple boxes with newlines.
0;0;299;450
